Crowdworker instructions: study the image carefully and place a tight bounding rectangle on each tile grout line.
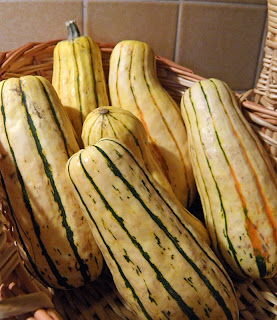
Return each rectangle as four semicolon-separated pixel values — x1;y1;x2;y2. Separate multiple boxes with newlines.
174;1;182;63
83;0;87;35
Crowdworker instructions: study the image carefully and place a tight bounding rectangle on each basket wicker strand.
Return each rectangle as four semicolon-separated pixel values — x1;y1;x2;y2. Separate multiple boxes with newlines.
0;4;277;320
239;0;277;169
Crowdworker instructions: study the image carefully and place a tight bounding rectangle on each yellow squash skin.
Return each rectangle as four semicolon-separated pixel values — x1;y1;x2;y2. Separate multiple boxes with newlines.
66;138;239;320
181;78;277;279
82;106;210;245
0;75;103;289
108;40;196;208
52;20;109;147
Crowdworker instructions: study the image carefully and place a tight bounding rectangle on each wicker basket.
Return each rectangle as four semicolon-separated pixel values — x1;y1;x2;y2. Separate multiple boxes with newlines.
0;1;277;319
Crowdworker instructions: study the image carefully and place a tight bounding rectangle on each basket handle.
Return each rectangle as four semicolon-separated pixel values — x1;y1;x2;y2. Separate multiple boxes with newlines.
255;0;277;107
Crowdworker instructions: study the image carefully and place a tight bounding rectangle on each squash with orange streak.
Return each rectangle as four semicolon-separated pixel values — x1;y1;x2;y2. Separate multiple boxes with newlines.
181;78;277;279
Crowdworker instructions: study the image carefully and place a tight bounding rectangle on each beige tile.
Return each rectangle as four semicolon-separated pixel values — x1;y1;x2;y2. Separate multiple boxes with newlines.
0;0;83;52
85;0;179;61
176;2;267;91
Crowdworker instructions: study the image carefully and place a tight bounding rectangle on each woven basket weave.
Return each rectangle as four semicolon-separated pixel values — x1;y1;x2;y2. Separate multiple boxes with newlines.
239;0;277;170
0;2;277;319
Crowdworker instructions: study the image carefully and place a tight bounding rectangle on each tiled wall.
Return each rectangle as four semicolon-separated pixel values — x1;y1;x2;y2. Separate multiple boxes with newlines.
0;0;268;91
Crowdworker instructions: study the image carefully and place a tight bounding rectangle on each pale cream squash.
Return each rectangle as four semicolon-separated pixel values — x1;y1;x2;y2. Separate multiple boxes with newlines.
66;137;239;320
0;75;103;289
108;40;196;208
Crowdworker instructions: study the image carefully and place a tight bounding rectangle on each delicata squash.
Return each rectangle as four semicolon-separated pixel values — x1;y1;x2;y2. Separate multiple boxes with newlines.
66;137;239;320
52;20;109;146
181;78;277;279
82;106;210;245
0;75;103;289
108;40;196;208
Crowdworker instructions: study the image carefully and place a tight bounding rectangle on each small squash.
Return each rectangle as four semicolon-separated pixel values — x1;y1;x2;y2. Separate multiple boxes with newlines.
52;20;109;146
82;106;210;245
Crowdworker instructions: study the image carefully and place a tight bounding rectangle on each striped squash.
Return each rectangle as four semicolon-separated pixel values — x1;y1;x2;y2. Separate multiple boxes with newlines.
0;75;103;289
181;78;277;279
66;137;239;320
82;106;210;245
52;20;109;147
108;40;196;208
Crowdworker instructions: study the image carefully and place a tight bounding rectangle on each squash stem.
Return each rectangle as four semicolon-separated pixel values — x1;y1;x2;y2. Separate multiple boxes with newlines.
66;20;81;41
99;108;110;115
